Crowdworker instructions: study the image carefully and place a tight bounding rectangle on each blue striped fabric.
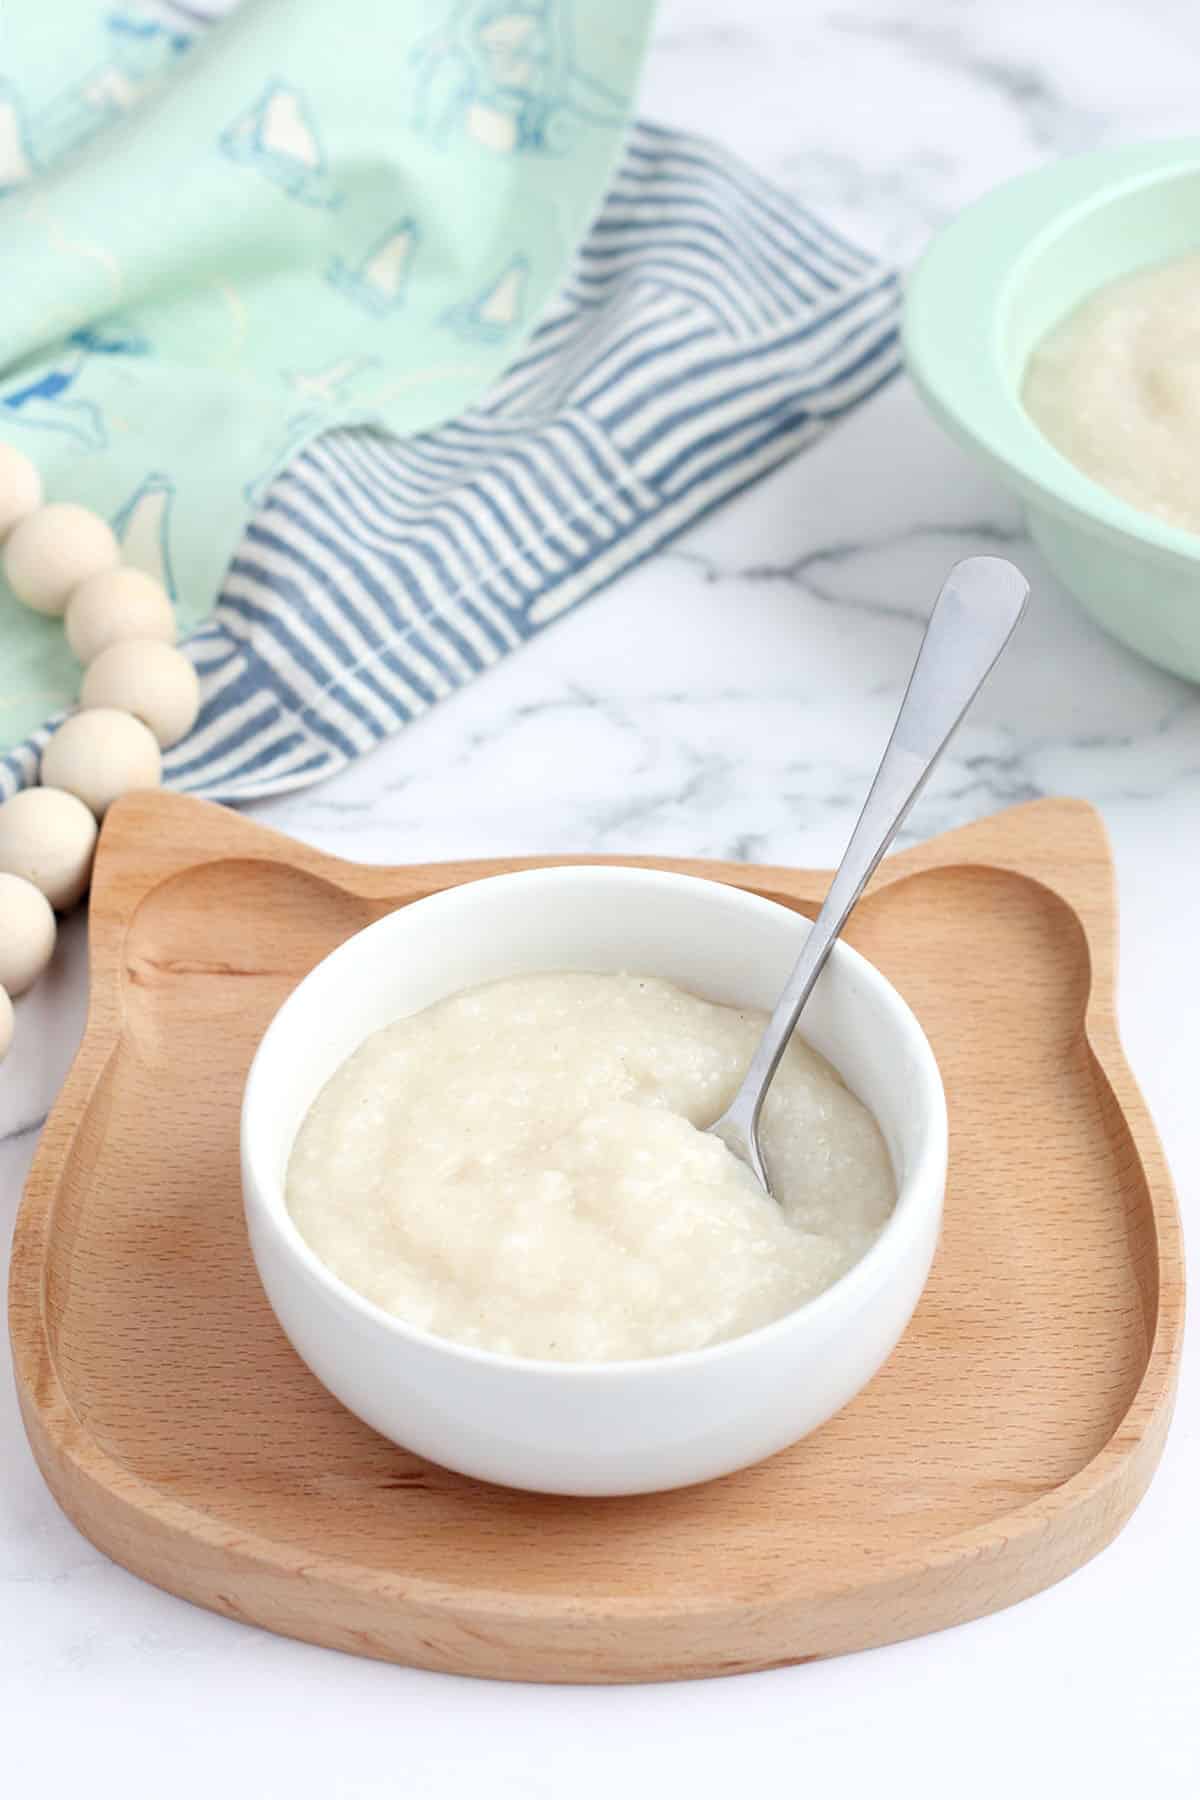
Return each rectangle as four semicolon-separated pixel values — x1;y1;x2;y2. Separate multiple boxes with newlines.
1;122;901;803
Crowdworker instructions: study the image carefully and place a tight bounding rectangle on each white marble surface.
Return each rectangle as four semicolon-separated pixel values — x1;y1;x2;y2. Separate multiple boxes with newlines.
4;1;1200;1790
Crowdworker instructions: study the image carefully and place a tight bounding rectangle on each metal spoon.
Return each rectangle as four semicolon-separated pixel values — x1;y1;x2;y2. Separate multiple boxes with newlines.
708;555;1029;1196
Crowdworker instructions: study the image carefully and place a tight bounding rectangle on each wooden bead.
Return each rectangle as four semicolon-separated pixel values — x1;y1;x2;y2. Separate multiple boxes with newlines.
0;871;56;996
80;639;200;749
40;709;162;820
0;786;98;911
3;502;119;617
0;445;43;541
0;984;11;1062
65;567;176;665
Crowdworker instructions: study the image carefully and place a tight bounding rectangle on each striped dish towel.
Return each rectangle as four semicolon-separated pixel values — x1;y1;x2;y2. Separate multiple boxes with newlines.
1;122;900;803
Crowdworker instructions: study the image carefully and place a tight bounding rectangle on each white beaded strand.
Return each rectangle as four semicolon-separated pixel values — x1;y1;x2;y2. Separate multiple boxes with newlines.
0;447;204;1060
3;501;120;616
0;786;98;911
65;566;177;664
0;872;57;996
0;444;43;541
80;638;201;748
40;708;163;820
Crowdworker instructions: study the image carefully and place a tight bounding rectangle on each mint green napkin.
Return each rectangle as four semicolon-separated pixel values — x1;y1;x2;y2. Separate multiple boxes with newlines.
0;0;650;747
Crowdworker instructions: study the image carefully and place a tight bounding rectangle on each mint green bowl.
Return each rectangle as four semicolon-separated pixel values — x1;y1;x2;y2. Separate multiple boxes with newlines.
904;140;1200;683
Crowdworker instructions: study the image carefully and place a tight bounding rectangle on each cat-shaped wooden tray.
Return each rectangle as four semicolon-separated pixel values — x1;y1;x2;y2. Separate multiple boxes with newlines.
8;792;1182;1683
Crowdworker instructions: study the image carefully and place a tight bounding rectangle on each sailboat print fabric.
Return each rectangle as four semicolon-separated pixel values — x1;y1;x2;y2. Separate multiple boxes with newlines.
1;117;901;802
0;0;652;748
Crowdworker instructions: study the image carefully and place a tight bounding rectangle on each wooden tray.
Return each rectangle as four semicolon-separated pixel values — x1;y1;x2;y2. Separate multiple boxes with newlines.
9;793;1183;1684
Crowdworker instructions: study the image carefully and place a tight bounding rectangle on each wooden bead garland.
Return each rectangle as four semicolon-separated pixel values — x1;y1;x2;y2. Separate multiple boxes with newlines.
4;502;120;616
65;566;177;664
0;872;56;996
0;786;98;910
81;640;201;749
0;443;43;539
40;709;163;821
0;442;203;1062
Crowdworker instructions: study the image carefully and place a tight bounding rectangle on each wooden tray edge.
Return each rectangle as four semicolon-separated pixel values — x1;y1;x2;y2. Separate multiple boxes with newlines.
7;794;1185;1680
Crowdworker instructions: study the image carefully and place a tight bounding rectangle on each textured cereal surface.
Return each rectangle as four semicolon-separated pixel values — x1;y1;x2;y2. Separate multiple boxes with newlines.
1024;250;1200;534
286;974;895;1361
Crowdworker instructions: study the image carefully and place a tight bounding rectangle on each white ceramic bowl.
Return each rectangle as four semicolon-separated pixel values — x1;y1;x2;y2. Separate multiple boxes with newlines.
242;866;947;1496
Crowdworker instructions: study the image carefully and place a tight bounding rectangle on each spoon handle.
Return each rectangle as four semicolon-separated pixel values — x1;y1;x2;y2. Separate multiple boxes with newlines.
716;556;1028;1170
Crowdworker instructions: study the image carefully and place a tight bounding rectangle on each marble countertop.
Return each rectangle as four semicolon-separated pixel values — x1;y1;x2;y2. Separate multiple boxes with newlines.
3;1;1198;1790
